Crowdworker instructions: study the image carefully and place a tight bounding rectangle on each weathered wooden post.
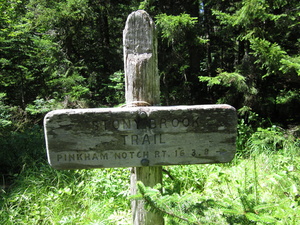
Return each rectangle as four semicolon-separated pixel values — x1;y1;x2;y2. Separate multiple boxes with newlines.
123;10;164;225
44;10;237;225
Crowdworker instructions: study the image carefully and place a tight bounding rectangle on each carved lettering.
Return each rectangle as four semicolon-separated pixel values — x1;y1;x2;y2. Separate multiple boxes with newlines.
159;134;165;144
113;120;119;129
57;154;62;161
53;148;225;168
45;105;237;169
182;118;189;127
92;117;202;132
142;134;150;144
84;153;90;161
56;152;108;162
154;151;159;158
115;152;122;159
122;152;127;158
192;117;200;127
91;121;103;131
137;152;142;158
154;150;167;158
143;151;149;158
150;119;156;128
160;118;167;128
172;119;179;127
136;151;148;158
92;153;98;160
131;135;138;145
122;133;165;145
69;154;75;161
115;151;149;159
123;119;131;129
77;153;83;160
129;152;135;158
121;135;128;144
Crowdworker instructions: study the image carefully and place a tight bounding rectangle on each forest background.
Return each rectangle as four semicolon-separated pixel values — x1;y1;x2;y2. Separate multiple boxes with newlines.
1;0;300;224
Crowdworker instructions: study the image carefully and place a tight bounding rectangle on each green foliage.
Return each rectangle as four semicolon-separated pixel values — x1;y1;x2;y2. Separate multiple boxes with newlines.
0;94;13;131
0;125;45;173
0;94;30;134
1;124;300;224
233;0;278;28
199;70;257;106
249;37;287;78
0;1;300;223
280;55;300;76
1;0;299;120
199;70;248;92
276;89;300;105
236;106;267;153
246;125;298;156
138;0;156;12
1;0;130;108
0;165;131;224
25;98;61;115
136;181;205;224
155;13;198;43
105;71;125;105
211;0;300;122
132;131;300;224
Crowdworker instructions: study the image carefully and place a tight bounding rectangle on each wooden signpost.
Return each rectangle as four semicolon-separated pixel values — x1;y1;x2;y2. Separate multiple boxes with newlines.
44;10;237;225
45;105;236;170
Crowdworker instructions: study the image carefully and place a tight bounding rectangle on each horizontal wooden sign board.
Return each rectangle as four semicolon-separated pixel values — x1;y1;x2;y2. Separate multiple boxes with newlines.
44;105;237;169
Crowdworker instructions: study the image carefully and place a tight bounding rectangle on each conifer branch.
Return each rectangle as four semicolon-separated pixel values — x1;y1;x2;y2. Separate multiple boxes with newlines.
137;181;202;225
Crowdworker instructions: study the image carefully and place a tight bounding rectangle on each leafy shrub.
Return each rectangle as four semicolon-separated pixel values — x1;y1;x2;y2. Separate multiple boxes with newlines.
105;71;125;106
236;106;272;155
1;165;131;224
155;13;198;43
0;93;18;134
246;125;297;156
0;125;45;174
132;126;300;224
25;98;61;115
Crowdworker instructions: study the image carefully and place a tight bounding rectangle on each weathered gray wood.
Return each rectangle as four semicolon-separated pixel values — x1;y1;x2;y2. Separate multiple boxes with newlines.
43;9;237;225
124;10;163;225
44;105;237;170
124;10;159;106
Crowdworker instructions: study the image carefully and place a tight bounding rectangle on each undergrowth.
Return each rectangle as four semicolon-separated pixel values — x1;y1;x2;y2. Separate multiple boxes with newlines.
135;125;300;224
1;122;300;224
136;150;300;224
1;164;132;224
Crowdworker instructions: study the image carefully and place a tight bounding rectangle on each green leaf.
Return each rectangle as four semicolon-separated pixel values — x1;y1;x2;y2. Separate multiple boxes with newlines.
246;212;277;223
198;76;221;86
249;37;287;77
199;71;249;93
155;13;198;42
222;208;243;215
253;203;278;211
245;212;262;222
280;55;300;75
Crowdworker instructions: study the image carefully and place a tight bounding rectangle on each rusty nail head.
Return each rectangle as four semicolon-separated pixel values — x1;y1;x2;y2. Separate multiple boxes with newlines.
141;158;149;166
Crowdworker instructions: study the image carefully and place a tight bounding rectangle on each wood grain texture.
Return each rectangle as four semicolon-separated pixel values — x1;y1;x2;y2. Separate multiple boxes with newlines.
123;10;159;106
44;105;237;169
123;10;163;225
43;9;237;225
